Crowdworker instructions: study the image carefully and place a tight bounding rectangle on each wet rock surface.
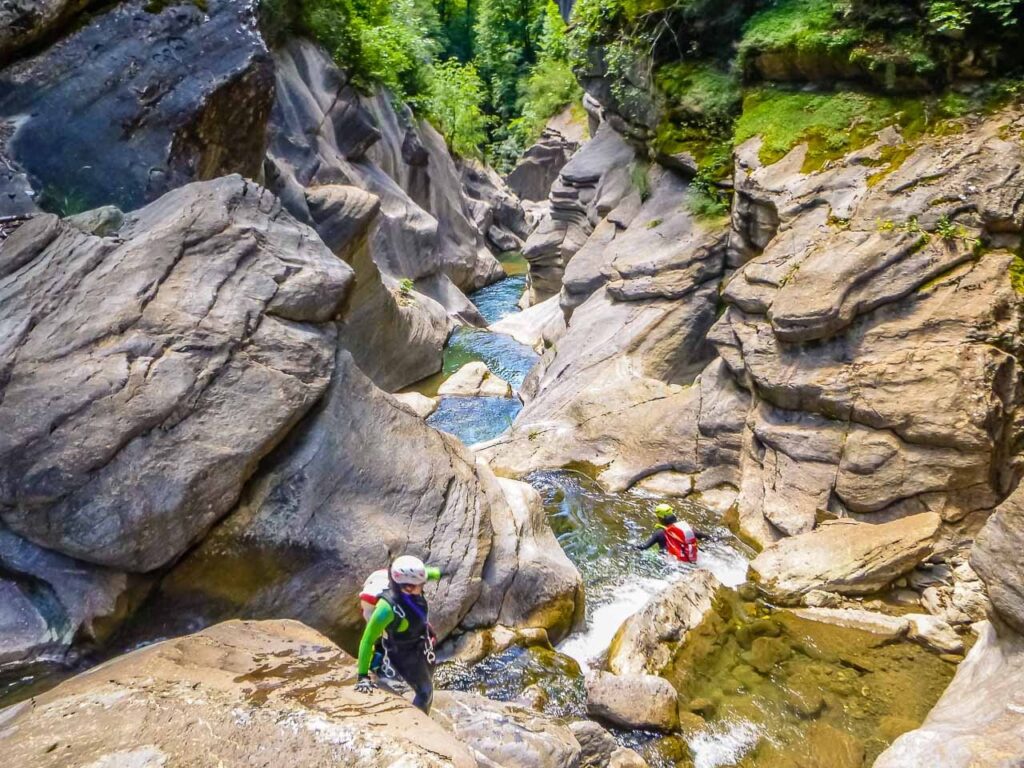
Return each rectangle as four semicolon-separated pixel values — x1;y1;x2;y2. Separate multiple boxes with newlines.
432;690;582;768
0;620;480;768
585;670;680;732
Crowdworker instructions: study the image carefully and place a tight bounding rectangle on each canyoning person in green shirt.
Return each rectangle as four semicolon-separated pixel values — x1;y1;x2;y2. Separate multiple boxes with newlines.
635;503;706;562
354;555;441;713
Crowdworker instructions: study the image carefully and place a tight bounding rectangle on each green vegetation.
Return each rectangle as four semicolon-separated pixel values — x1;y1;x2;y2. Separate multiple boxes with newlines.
398;277;415;295
733;88;925;170
261;0;579;164
1009;253;1024;294
738;0;855;65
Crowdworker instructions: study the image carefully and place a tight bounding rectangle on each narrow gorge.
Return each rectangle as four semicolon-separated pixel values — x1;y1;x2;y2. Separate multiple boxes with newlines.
2;0;1024;766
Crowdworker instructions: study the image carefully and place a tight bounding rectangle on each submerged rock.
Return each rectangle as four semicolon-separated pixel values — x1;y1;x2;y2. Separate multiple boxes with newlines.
432;690;582;768
585;671;679;732
608;570;723;677
873;621;1024;768
790;608;910;641
0;620;479;768
439;362;514;398
749;514;941;603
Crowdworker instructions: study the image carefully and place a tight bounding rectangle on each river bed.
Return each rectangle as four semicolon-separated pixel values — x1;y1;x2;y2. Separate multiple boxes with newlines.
430;259;957;768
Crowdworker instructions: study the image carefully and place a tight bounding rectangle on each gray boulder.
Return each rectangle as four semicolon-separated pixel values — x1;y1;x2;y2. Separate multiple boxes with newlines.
432;691;582;768
749;514;941;603
585;671;679;732
0;0;273;215
143;351;581;647
0;176;350;572
0;620;480;768
608;570;722;677
0;0;90;63
973;482;1024;636
873;621;1024;768
508;127;581;203
569;720;619;767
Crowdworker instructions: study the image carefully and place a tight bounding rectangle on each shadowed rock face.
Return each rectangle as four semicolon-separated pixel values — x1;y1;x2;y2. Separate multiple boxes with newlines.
973;484;1024;636
0;620;481;768
0;0;93;65
0;176;353;573
0;0;273;216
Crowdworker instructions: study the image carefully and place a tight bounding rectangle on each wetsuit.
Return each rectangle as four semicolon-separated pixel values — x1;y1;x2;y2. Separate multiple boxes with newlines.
357;566;440;713
635;514;706;552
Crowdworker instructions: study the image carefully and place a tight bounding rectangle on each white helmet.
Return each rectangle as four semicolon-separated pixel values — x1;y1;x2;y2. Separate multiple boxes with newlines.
390;555;427;586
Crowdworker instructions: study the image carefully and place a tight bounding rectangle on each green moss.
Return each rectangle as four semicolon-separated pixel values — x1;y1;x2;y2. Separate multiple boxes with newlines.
656;62;741;127
734;88;926;172
1009;253;1024;294
739;0;855;60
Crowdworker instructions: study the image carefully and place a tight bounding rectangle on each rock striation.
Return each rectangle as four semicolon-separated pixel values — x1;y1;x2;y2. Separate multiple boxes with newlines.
0;620;480;768
488;108;1024;555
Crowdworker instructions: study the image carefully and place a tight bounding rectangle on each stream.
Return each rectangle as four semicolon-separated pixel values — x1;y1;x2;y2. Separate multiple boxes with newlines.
428;258;958;768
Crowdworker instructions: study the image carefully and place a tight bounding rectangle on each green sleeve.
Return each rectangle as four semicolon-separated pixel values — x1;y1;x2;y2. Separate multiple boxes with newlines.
426;566;441;581
357;600;394;676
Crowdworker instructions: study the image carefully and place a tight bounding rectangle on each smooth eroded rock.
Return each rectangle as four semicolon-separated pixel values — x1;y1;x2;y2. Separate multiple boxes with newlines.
0;619;479;768
749;514;941;603
608;570;723;677
439;362;514;398
0;177;351;572
585;671;679;732
873;621;1024;768
432;690;581;768
973;482;1024;636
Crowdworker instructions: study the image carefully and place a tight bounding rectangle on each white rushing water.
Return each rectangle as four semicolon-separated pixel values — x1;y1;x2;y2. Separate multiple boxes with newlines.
690;721;762;768
558;539;751;669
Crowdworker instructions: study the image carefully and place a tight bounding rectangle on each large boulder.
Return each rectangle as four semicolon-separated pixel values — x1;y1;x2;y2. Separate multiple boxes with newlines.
439;362;514;398
749;514;941;603
0;0;273;215
0;176;350;572
873;621;1024;768
0;619;479;768
607;570;723;676
432;690;582;768
141;352;582;649
585;671;679;732
972;482;1024;636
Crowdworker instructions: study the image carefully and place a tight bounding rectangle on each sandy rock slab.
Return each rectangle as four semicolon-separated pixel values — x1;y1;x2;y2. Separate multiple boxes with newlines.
0;620;478;768
439;362;514;397
749;514;941;603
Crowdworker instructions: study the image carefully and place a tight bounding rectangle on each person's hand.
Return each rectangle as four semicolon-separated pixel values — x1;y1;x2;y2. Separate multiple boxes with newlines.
355;675;376;694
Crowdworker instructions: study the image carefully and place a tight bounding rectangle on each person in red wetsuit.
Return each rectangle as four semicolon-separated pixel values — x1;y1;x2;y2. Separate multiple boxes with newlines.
635;503;705;562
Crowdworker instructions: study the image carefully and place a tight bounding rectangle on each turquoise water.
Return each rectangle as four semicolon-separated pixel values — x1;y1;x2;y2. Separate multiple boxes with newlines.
424;267;538;446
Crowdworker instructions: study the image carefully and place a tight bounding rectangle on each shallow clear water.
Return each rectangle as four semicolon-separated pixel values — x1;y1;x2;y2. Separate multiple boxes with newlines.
417;261;537;445
426;395;523;447
527;470;752;670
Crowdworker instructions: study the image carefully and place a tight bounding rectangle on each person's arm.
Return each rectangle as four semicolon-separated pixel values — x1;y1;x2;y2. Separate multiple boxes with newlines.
357;601;394;676
426;566;441;581
635;529;665;550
